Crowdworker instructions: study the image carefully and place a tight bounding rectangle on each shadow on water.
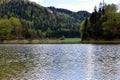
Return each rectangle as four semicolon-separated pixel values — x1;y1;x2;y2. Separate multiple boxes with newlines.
0;45;35;80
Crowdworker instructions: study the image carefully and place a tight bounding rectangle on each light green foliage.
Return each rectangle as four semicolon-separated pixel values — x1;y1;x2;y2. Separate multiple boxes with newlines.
0;19;12;40
80;20;85;32
80;20;85;39
10;17;22;27
9;17;23;38
105;4;117;15
62;38;81;43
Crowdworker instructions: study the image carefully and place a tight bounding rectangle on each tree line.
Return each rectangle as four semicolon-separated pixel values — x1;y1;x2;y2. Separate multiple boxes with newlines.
0;0;90;40
80;4;120;41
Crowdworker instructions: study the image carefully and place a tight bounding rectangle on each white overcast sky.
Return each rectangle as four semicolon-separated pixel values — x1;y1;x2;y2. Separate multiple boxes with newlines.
29;0;120;13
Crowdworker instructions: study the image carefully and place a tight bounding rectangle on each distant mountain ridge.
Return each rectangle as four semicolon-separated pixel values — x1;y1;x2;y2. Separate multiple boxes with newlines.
48;7;73;15
48;7;90;22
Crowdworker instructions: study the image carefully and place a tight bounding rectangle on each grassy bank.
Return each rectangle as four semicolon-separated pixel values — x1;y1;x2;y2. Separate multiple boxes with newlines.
2;38;81;44
3;39;61;44
61;38;81;44
1;39;120;44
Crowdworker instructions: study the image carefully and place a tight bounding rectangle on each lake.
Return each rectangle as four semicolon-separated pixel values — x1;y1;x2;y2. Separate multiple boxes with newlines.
0;44;120;80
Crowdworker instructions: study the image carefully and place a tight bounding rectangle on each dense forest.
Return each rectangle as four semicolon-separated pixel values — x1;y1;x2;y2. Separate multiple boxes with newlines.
48;7;90;22
0;0;90;40
80;4;120;41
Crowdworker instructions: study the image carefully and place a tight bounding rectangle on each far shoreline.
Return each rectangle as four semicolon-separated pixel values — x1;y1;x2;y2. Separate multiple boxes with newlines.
81;40;120;44
0;39;120;44
1;38;81;44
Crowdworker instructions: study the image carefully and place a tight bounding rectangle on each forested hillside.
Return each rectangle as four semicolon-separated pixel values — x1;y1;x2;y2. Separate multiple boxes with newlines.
0;0;90;40
48;7;90;23
80;4;120;41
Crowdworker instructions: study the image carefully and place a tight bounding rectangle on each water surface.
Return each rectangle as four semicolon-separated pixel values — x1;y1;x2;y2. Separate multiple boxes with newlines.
0;44;120;80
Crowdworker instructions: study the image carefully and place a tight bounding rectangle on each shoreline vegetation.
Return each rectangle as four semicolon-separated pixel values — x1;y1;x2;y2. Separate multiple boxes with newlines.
80;4;120;43
0;38;120;44
1;38;81;44
0;0;87;41
81;40;120;44
0;1;120;44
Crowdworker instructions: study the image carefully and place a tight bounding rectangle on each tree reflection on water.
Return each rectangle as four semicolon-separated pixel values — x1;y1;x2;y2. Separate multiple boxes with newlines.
0;45;35;80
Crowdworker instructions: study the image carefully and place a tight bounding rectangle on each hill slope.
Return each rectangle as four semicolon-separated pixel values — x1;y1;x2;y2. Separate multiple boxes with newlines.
48;7;90;22
0;0;90;40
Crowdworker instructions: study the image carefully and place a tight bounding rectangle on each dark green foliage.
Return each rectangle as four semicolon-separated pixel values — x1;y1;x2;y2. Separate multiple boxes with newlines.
48;7;90;23
48;7;73;15
48;7;90;38
80;4;120;41
0;0;90;40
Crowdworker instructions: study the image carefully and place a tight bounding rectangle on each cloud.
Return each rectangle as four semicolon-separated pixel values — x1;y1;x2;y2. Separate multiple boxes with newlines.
57;3;93;12
56;0;120;13
56;0;101;12
29;0;44;3
56;1;95;13
29;0;120;12
105;0;119;4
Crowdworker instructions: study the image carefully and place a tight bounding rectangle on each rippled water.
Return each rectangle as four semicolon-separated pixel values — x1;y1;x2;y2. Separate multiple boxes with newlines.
0;44;120;80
